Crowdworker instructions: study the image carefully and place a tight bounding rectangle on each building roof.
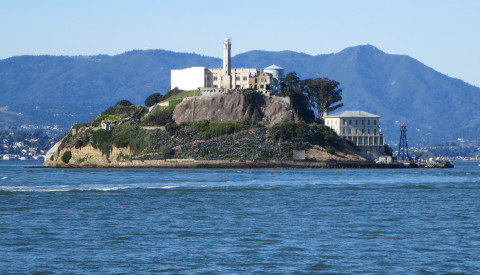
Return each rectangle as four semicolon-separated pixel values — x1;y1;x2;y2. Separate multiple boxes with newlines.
264;64;284;70
324;110;380;118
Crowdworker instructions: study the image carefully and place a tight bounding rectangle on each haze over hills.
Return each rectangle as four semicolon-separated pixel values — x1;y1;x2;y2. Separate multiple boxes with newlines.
1;45;479;146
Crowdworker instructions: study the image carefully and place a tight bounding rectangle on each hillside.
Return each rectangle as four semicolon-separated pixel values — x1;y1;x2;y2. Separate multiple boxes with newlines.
44;93;368;167
2;46;480;145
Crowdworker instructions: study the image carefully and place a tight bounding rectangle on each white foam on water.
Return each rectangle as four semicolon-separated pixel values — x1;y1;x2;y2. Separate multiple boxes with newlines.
0;184;138;192
159;185;179;189
347;182;365;185
93;186;133;191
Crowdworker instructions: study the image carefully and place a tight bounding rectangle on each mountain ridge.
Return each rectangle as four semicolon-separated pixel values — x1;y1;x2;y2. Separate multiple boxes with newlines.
1;45;479;145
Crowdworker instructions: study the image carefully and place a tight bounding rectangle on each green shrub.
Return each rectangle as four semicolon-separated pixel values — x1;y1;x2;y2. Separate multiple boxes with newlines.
61;151;72;164
269;121;341;148
90;103;147;127
142;109;173;126
159;146;174;159
111;125;148;154
115;100;133;106
190;120;249;140
145;93;162;107
165;122;180;135
242;89;263;123
90;114;120;127
161;87;183;101
74;136;89;149
92;129;112;155
72;123;89;130
327;146;336;155
165;98;182;112
112;136;129;148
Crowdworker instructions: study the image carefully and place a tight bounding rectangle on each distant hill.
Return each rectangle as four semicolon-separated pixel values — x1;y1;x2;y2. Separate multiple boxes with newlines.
1;46;480;145
0;51;220;129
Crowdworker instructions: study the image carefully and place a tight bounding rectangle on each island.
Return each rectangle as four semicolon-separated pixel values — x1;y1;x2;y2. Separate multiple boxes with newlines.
43;88;401;168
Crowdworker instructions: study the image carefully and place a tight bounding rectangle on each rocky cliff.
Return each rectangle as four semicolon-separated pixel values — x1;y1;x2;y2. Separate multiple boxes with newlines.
172;93;294;124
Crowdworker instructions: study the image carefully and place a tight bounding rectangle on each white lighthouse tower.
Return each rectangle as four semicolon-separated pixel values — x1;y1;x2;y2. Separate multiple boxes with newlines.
221;37;232;89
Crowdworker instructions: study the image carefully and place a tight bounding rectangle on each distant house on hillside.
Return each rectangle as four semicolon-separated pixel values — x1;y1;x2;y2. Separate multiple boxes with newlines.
325;111;385;159
171;38;284;95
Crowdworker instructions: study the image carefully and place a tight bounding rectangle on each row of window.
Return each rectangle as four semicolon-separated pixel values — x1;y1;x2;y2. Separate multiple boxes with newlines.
209;84;268;90
327;119;377;126
343;119;376;126
207;76;267;82
342;128;377;135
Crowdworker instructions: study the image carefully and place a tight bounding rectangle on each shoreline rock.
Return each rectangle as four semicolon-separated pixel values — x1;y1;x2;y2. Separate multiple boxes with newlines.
41;159;408;169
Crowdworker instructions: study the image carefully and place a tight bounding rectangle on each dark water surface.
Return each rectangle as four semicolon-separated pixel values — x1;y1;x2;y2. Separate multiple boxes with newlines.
1;161;479;274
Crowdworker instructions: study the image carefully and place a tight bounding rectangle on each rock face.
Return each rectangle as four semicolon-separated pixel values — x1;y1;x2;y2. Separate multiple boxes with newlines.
44;144;132;167
172;93;295;124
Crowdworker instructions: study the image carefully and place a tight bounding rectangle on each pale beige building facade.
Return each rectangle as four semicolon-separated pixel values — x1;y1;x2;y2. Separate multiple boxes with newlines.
325;110;385;159
170;38;278;94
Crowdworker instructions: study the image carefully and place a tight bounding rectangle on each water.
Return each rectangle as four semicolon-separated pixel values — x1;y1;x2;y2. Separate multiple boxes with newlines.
1;161;479;274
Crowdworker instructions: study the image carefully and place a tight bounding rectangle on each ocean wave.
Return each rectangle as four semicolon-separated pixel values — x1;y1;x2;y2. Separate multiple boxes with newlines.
158;185;179;189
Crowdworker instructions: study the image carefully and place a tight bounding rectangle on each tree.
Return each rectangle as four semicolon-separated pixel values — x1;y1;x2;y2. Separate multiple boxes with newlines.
61;151;72;164
145;93;162;107
115;100;134;106
304;78;343;121
278;72;301;97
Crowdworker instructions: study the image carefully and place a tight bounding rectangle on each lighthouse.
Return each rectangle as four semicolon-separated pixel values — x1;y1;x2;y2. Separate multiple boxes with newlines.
222;37;232;89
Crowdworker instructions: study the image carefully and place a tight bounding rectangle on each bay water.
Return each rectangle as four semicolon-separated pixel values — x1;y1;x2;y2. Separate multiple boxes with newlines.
1;161;479;273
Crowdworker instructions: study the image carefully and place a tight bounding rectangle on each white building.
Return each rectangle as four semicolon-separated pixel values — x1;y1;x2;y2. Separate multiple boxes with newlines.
324;111;385;158
171;66;206;91
170;38;281;94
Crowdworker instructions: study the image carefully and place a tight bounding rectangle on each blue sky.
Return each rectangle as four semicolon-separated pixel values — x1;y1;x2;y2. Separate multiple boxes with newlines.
1;0;479;86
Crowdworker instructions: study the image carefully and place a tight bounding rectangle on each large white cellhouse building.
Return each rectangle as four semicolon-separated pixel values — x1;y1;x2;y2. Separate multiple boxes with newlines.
170;66;206;91
170;38;283;94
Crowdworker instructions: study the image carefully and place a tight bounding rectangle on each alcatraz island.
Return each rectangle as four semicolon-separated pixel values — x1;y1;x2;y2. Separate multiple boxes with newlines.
43;38;451;168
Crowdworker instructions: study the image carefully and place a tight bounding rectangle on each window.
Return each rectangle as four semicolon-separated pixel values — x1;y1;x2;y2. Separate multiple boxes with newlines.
236;76;240;81
362;129;364;134
368;120;370;125
349;120;352;125
374;120;377;125
243;76;247;81
374;129;377;134
343;129;346;134
368;129;370;134
362;120;364;125
260;85;264;89
356;120;358;125
255;78;258;83
207;76;211;81
213;76;218;81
